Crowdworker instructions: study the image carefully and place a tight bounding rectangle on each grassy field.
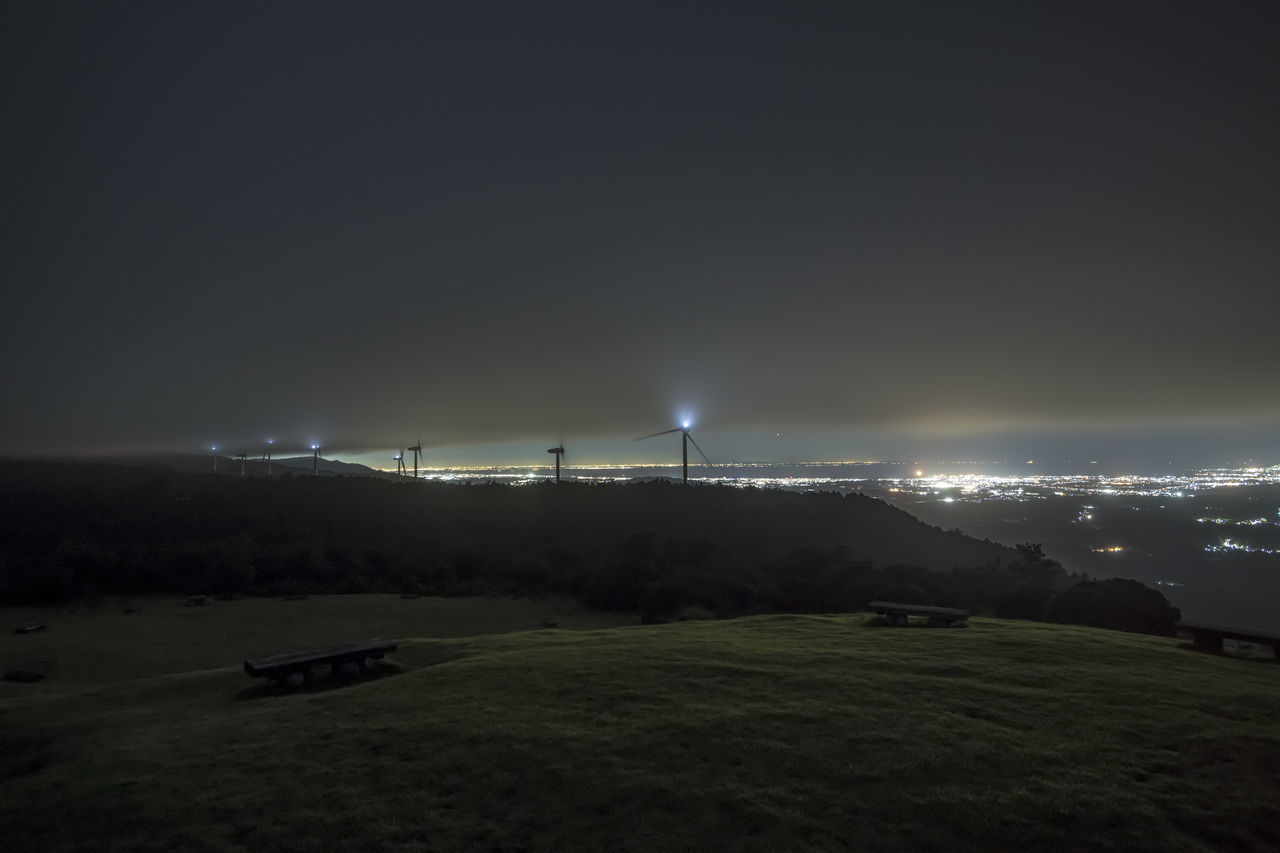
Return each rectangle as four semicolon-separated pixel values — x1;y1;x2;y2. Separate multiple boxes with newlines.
2;596;1278;851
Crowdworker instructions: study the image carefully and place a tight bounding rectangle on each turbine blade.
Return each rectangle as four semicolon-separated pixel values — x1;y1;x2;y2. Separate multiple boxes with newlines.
686;433;714;468
634;428;683;441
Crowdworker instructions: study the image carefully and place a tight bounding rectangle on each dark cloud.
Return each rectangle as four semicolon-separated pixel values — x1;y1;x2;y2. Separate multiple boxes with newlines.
3;2;1277;462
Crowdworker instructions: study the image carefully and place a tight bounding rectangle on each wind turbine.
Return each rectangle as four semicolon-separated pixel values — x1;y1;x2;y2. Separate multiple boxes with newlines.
211;446;218;473
407;438;422;481
265;439;274;475
311;443;320;476
634;420;713;485
547;444;566;483
395;449;405;479
237;452;247;478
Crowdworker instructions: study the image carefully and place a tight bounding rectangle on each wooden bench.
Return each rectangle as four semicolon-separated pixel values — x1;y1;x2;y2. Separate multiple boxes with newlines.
244;638;397;685
1176;623;1280;660
868;601;970;627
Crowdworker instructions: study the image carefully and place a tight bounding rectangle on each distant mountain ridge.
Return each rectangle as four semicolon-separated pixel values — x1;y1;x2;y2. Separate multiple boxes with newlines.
270;456;385;477
9;452;393;479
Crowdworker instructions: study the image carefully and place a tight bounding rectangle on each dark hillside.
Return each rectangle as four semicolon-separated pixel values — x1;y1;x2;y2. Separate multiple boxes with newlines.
0;461;1053;616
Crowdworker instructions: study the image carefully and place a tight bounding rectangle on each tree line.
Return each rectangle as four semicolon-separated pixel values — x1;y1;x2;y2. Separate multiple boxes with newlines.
0;461;1180;633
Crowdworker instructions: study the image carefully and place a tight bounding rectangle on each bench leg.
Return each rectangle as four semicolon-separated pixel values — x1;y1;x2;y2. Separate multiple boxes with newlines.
331;659;366;679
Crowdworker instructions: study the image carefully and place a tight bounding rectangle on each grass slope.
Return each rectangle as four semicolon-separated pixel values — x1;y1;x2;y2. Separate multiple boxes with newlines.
2;597;1278;851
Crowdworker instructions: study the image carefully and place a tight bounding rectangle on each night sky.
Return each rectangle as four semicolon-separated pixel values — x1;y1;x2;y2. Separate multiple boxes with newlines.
4;2;1277;467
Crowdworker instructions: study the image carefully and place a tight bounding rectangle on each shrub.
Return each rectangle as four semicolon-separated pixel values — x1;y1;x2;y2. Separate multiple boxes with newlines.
1044;578;1181;635
0;555;77;604
639;580;686;624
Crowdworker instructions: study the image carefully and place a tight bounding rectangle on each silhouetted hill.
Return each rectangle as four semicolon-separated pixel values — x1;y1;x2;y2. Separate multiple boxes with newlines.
270;456;385;477
4;452;392;479
0;460;1063;617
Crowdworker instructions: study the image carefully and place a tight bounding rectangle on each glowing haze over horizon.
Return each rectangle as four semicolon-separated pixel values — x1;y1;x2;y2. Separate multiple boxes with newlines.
3;3;1277;468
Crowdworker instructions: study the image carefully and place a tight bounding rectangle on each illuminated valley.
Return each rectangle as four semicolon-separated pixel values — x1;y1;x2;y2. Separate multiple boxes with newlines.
373;460;1280;631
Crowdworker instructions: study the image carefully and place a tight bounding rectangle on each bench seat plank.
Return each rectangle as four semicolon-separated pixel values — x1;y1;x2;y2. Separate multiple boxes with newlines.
1175;623;1280;644
244;638;397;678
868;601;970;620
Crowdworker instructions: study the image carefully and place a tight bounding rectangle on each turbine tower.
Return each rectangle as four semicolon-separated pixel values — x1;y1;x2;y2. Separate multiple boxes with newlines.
237;452;247;478
311;443;320;476
634;420;712;485
265;439;274;476
547;444;566;483
211;446;218;473
407;438;423;481
395;449;405;479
